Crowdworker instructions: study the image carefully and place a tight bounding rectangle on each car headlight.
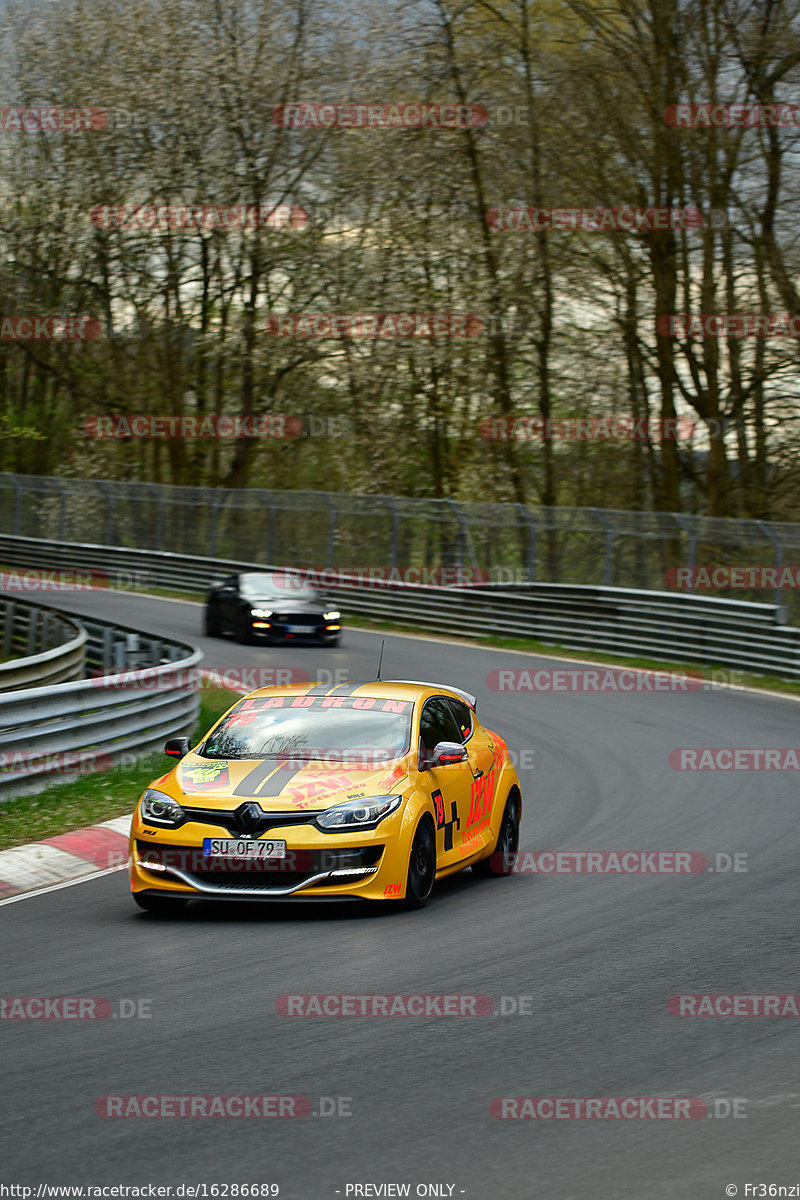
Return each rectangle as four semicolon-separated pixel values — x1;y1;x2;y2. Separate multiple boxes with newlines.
323;610;341;620
316;794;402;830
140;789;185;827
250;608;273;618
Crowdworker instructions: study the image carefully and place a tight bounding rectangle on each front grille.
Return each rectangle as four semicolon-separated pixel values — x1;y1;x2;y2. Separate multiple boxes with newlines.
181;808;322;837
190;869;314;889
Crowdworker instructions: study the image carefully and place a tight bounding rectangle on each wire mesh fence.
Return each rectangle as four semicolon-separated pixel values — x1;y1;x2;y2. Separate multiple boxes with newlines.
2;472;800;618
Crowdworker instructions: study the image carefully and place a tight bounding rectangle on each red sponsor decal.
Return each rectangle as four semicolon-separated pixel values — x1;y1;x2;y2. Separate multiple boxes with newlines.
467;769;495;832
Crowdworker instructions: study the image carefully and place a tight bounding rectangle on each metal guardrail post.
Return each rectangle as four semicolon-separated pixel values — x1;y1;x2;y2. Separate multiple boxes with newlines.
2;601;14;655
672;515;696;593
146;482;164;551
515;505;537;582
757;521;785;613
322;494;336;564
208;488;229;559
97;480;115;545
56;478;66;541
443;499;478;568
589;508;615;587
384;498;400;568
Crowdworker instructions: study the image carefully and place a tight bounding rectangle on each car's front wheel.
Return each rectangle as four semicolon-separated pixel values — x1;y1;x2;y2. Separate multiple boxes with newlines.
237;613;255;645
403;817;436;909
472;790;520;877
133;893;189;915
204;605;221;636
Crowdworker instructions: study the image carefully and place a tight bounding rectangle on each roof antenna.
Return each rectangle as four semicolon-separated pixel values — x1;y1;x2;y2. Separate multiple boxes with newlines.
376;638;385;681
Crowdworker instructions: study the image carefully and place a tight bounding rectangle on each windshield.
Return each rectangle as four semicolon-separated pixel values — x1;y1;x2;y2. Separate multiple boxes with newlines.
199;695;414;762
238;572;321;603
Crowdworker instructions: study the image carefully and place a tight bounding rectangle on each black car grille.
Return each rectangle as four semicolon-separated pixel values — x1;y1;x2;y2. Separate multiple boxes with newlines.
181;808;322;837
136;842;384;890
270;613;324;624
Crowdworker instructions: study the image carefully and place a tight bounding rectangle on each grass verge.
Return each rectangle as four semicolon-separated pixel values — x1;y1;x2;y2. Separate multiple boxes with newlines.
0;686;241;852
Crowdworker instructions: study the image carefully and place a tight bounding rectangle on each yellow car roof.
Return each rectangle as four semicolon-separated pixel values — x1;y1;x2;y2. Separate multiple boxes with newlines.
239;680;475;708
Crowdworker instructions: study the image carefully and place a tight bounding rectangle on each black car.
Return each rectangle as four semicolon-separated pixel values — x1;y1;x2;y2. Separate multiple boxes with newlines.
204;571;342;645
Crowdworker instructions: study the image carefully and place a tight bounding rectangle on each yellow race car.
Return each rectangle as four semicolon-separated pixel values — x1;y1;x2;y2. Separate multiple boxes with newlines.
129;680;521;913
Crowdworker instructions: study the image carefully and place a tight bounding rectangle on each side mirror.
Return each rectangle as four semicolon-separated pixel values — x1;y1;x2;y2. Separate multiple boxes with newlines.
165;737;191;759
420;741;468;770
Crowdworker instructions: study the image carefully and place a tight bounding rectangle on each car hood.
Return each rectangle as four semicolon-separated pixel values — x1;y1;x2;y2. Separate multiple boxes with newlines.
243;595;326;611
172;752;409;811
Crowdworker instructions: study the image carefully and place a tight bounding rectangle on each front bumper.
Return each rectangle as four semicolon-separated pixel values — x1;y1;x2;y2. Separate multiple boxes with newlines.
130;813;405;901
250;617;340;641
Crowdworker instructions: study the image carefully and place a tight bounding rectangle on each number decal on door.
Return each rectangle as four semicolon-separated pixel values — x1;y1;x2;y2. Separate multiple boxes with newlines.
467;769;495;831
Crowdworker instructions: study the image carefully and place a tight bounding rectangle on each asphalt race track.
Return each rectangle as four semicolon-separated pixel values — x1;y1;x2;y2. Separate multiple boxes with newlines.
3;589;800;1199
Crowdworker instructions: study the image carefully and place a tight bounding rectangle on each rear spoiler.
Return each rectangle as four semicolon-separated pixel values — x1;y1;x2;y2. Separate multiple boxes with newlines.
389;681;477;711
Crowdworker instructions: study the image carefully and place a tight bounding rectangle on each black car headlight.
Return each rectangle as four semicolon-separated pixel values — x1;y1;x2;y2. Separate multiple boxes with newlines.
140;789;185;827
316;794;402;831
250;608;273;618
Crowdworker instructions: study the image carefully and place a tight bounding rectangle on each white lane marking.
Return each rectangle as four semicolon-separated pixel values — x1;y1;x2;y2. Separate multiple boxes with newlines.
0;864;127;907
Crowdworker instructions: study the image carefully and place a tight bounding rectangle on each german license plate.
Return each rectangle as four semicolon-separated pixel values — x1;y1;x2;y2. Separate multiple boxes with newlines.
286;624;315;633
202;838;286;859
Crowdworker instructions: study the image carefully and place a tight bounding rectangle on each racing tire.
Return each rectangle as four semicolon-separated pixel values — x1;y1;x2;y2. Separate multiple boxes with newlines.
236;613;255;645
402;817;436;909
472;790;520;877
133;893;189;915
204;605;221;637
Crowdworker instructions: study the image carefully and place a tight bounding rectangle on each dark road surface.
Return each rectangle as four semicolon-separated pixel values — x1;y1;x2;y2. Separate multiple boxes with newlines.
3;589;799;1198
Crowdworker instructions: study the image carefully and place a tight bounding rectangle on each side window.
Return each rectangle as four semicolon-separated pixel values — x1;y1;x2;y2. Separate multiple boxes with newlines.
419;697;463;750
447;698;473;743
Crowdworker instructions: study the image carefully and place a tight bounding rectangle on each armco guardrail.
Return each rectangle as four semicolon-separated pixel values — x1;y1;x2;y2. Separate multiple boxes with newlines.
0;598;87;690
0;533;799;681
330;579;800;679
0;603;202;800
6;472;800;615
